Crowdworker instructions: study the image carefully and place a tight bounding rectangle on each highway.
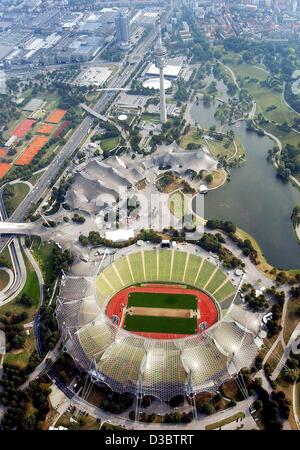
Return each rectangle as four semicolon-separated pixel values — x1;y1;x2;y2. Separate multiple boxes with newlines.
0;191;26;305
0;22;160;257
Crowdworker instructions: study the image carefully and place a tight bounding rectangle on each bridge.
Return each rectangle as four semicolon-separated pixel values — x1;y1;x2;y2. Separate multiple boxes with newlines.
80;103;131;150
96;88;130;92
0;222;35;235
80;103;108;122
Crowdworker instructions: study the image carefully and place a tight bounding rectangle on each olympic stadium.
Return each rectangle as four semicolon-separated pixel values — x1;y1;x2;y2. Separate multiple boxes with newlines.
56;248;263;403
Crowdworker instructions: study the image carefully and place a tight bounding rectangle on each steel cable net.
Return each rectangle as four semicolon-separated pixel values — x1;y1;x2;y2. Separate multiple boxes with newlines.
56;250;262;401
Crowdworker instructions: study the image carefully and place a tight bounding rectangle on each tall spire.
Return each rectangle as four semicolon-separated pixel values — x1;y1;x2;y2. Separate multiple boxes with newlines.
154;13;168;123
157;15;163;48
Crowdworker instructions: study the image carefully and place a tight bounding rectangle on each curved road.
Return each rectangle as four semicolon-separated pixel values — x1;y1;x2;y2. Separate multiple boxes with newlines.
0;190;27;305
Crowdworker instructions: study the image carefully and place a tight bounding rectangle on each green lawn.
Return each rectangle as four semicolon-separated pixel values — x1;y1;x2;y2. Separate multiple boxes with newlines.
0;251;40;321
4;334;36;369
283;295;300;345
124;315;197;334
31;240;55;285
100;136;119;152
296;383;300;420
223;52;298;125
205;138;238;159
24;270;40;302
263;122;300;148
0;246;12;269
27;170;45;185
3;182;30;216
101;423;125;430
205;412;245;430
168;191;188;219
247;83;297;125
180;127;245;160
141;112;161;123
226;60;268;83
127;291;197;310
0;269;9;290
56;412;101;430
180;128;204;149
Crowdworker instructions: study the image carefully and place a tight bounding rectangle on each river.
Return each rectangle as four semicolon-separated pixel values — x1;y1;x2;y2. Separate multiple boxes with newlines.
191;77;300;269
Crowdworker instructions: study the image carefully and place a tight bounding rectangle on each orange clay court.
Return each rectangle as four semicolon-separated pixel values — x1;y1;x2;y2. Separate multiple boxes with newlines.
11;119;36;138
37;123;54;135
15;136;49;166
106;284;219;340
0;163;13;178
46;109;66;124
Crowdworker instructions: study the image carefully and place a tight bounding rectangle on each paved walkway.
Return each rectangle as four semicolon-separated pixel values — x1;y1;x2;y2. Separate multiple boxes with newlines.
50;389;258;430
271;323;300;381
292;381;300;430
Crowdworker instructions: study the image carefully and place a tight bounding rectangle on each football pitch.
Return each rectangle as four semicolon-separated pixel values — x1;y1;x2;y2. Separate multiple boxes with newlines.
124;315;197;335
127;291;197;310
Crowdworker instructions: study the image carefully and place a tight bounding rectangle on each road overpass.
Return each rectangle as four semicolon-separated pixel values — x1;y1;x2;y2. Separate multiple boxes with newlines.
0;222;35;235
96;88;130;92
80;104;108;122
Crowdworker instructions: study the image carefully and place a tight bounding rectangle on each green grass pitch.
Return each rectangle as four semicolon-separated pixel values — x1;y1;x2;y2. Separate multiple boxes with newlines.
124;315;197;334
127;291;197;310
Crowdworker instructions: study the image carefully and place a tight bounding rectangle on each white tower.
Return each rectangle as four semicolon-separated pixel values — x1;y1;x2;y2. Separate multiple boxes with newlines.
154;16;168;124
291;0;298;13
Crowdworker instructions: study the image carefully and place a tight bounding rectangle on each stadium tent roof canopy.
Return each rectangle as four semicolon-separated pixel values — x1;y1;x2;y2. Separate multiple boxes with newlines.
56;249;262;401
65;145;217;215
105;229;134;242
147;145;217;174
66;156;145;215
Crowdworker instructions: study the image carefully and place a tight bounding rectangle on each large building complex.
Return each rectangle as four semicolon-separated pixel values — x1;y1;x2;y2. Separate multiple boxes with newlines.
56;248;262;404
1;0;300;434
115;11;131;45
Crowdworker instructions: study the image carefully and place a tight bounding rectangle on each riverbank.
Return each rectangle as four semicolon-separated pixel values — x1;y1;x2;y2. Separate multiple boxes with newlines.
186;68;300;269
169;190;284;280
221;49;300;189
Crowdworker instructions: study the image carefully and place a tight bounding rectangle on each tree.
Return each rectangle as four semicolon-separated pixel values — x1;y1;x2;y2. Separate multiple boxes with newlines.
205;173;213;184
291;205;300;227
79;235;89;246
252;399;263;412
200;402;215;415
72;213;85;224
19;293;33;307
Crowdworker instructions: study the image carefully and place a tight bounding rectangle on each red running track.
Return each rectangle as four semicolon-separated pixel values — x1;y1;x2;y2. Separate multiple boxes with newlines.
105;284;218;340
